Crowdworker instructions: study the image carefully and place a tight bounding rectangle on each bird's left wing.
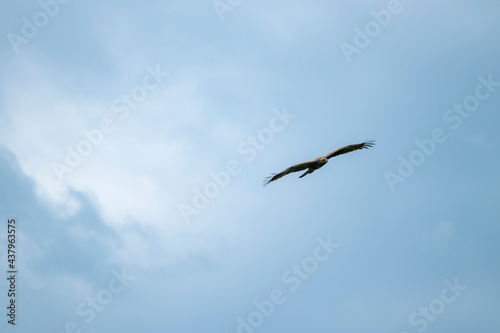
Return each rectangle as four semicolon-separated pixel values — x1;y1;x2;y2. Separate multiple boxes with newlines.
324;140;375;159
263;161;313;186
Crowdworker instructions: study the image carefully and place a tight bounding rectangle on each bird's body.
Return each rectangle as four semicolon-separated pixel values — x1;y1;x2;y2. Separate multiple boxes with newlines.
263;140;375;186
298;157;328;178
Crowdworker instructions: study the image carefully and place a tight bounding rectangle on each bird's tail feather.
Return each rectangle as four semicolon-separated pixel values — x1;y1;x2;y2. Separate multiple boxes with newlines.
299;170;309;178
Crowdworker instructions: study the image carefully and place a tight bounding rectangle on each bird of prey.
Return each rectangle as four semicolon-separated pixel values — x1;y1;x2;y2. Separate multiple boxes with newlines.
263;140;375;186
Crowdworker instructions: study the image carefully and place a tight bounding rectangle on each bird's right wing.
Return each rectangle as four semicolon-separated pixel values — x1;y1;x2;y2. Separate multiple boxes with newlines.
324;140;375;159
263;161;313;186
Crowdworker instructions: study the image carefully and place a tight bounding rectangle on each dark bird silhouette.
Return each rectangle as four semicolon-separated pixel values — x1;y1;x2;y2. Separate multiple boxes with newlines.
263;140;375;186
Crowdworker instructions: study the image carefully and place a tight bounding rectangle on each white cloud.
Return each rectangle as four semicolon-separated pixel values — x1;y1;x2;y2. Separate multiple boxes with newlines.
0;57;200;230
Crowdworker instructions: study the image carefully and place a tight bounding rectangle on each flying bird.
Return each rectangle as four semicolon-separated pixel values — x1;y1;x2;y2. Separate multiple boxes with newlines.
263;140;375;186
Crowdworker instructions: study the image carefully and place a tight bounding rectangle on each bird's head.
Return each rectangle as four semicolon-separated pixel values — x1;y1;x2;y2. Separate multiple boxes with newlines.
318;157;328;164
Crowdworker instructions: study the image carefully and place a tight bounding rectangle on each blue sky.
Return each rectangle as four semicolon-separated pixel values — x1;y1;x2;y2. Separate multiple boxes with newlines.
1;1;499;332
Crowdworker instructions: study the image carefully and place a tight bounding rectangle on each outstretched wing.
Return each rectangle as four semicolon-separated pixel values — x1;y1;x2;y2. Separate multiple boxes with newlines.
263;161;314;186
324;140;375;159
